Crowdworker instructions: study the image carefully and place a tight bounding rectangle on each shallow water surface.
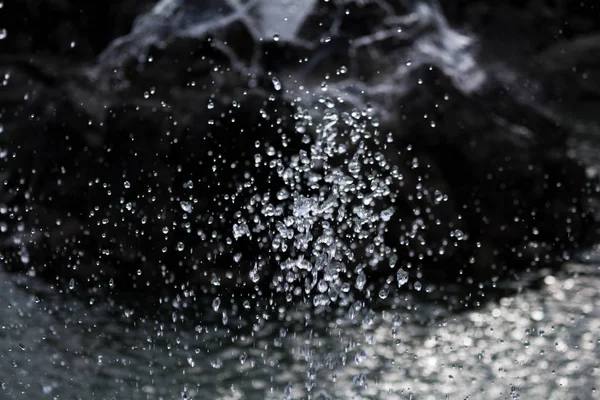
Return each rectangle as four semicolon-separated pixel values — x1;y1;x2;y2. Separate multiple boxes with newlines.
1;259;599;399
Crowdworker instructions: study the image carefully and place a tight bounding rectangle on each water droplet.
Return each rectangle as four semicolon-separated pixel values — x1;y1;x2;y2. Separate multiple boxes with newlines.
352;373;368;388
355;272;367;290
452;229;466;241
313;294;331;307
397;269;409;287
317;280;328;293
250;269;260;283
354;350;367;364
222;311;228;325
273;34;280;42
212;297;221;312
348;159;361;175
341;112;354;125
176;242;185;251
272;77;282;91
210;359;223;369
180;201;192;213
0;29;7;40
123;181;131;189
380;207;395;222
233;220;250;240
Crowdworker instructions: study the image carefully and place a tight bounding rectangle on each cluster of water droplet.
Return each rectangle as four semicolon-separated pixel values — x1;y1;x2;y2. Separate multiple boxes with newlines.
231;95;418;308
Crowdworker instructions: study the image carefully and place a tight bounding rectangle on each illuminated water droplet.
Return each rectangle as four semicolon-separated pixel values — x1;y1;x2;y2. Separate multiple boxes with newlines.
212;297;221;312
397;269;409;286
180;201;192;213
272;77;282;91
355;272;367;290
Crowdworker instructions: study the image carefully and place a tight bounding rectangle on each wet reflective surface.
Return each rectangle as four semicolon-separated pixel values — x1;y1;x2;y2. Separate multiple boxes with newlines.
2;256;599;399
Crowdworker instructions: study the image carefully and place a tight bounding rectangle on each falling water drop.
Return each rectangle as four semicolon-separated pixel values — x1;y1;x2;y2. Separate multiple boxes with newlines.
272;77;282;91
212;297;221;312
397;269;409;287
180;201;192;213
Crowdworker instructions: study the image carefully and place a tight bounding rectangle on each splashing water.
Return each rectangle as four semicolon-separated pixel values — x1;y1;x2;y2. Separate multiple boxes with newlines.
89;0;484;315
230;92;450;311
86;1;486;310
3;1;599;399
98;0;318;66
